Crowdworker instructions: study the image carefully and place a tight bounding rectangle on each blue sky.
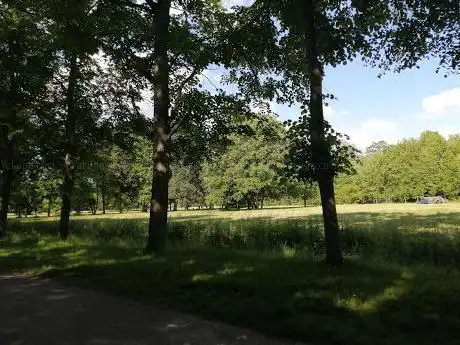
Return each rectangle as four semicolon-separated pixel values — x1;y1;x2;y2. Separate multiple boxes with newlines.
200;52;459;150
281;59;459;149
218;0;460;150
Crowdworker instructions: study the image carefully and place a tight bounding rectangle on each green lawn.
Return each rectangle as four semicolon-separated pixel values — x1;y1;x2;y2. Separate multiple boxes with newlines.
1;203;460;345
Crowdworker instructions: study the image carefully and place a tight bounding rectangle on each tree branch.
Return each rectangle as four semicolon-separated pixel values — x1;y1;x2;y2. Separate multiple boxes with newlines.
171;65;200;113
124;0;150;12
168;66;202;138
145;0;160;14
240;49;260;84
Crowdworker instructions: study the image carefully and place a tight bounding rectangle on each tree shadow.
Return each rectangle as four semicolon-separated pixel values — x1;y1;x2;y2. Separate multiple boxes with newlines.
2;226;460;345
34;247;460;345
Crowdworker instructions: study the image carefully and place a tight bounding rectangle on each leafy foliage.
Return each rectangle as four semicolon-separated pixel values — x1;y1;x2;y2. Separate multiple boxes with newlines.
285;108;359;183
335;132;460;203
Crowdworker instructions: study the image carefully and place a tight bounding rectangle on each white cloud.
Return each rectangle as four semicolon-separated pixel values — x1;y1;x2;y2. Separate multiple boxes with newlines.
421;87;460;118
345;119;398;151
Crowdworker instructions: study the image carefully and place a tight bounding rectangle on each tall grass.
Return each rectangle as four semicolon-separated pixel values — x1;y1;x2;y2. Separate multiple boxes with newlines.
8;208;460;266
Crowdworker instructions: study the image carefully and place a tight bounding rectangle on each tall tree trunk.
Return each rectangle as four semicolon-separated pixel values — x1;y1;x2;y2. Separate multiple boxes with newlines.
59;53;78;240
0;34;20;239
101;183;106;214
0;171;12;238
47;198;52;217
95;181;99;214
146;0;171;254
304;0;343;265
0;137;14;238
303;197;307;207
59;172;74;239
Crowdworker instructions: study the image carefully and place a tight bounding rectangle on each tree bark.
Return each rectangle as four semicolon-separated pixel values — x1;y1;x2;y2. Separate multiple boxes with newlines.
0;34;20;239
146;0;171;254
58;53;79;240
303;197;307;207
304;0;343;265
59;172;74;239
95;182;99;214
47;198;52;217
0;171;12;238
101;185;106;214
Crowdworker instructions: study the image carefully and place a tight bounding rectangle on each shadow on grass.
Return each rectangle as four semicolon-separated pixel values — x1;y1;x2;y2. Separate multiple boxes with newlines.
2;237;460;345
6;211;460;266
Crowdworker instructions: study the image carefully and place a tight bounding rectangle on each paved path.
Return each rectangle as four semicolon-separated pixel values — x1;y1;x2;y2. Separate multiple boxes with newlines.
0;275;301;345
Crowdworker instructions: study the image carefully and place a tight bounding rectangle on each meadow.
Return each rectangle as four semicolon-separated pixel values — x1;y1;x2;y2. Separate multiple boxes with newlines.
1;203;460;345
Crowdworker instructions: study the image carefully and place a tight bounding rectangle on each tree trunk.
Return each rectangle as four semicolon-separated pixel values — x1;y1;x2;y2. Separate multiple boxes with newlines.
101;187;106;214
303;197;307;207
59;173;74;239
304;0;343;265
95;182;99;214
118;191;123;213
0;34;20;239
146;0;171;254
0;172;12;238
47;198;52;217
58;53;79;240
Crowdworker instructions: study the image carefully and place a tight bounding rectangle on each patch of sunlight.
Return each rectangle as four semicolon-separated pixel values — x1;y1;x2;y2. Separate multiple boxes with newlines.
217;263;254;276
68;258;120;267
181;259;196;266
293;291;305;299
64;249;87;258
192;273;215;282
218;267;240;276
336;280;407;313
281;245;296;258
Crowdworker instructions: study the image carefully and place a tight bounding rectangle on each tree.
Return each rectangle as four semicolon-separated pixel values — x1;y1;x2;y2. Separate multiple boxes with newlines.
170;164;205;210
104;0;253;252
222;0;391;265
203;115;286;209
333;131;460;203
366;0;460;74
27;0;148;238
365;141;389;155
0;0;55;237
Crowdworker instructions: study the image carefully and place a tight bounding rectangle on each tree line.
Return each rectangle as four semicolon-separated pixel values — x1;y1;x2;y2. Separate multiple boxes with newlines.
5;113;459;221
1;0;458;265
335;133;460;204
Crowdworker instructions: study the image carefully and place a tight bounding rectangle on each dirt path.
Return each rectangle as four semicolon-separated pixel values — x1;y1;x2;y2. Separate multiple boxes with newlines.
0;275;303;345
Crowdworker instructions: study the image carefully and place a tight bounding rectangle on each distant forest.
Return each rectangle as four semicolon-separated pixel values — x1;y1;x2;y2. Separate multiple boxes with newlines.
10;114;459;216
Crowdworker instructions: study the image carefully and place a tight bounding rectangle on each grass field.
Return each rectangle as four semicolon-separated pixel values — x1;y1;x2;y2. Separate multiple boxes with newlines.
1;203;460;344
